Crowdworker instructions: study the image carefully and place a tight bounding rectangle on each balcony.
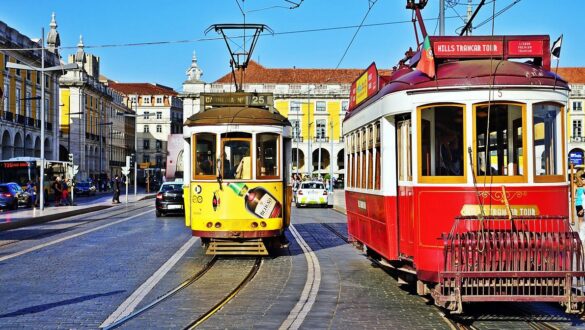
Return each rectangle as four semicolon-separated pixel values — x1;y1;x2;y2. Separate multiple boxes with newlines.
314;137;329;143
293;136;303;143
26;117;34;126
570;136;585;143
16;114;25;124
3;111;13;122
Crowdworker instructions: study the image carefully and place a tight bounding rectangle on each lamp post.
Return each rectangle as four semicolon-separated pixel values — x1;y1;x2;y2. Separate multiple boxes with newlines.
329;120;334;192
117;100;139;197
7;28;78;211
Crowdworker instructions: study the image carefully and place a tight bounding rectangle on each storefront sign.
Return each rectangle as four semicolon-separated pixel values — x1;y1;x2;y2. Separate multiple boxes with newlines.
461;204;540;216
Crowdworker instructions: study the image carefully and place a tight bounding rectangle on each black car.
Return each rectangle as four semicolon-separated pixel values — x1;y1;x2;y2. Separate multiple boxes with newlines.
74;182;97;196
0;183;30;210
155;182;184;217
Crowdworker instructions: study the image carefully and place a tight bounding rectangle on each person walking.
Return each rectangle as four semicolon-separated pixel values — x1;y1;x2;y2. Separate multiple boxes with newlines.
112;175;121;204
52;176;62;206
26;180;36;208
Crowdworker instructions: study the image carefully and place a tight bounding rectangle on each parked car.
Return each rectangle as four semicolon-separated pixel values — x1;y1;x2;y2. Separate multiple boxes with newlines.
0;183;31;209
74;182;96;196
155;182;184;217
295;181;332;208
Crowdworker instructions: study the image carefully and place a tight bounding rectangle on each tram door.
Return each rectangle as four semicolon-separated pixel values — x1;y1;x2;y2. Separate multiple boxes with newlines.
396;119;415;258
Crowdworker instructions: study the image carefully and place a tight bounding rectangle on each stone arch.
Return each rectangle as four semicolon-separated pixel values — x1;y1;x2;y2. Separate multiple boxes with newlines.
337;148;345;170
14;132;24;157
312;148;330;173
44;138;52;159
1;130;12;159
292;148;305;171
34;136;41;157
25;134;34;157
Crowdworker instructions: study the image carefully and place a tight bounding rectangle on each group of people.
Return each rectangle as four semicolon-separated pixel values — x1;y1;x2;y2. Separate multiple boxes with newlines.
51;176;73;207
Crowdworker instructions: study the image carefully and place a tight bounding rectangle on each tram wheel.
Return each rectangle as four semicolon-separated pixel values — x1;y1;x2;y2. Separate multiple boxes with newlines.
295;203;301;208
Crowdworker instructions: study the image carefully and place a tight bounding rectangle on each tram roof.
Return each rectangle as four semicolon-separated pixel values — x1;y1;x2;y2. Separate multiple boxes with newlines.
346;59;569;120
185;106;290;127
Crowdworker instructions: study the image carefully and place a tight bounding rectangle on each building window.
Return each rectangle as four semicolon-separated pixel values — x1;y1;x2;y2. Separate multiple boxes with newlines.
156;124;162;133
290;100;300;112
156;140;162;150
341;100;349;112
3;82;8;114
573;120;582;137
316;119;326;139
574;101;583;111
15;88;21;114
144;111;150;119
143;96;151;104
130;96;137;104
156;96;163;105
3;55;8;71
143;139;150;150
291;119;301;138
144;125;149;133
26;70;31;81
534;103;563;178
156;155;163;167
143;155;150;163
25;91;31;117
156;112;162;119
36;99;40;120
316;101;326;111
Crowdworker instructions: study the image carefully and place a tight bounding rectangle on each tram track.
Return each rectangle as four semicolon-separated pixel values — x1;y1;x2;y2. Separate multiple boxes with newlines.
102;256;262;330
0;202;151;248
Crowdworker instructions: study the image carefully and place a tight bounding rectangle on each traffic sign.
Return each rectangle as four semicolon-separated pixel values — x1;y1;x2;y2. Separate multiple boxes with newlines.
121;166;130;176
126;156;131;168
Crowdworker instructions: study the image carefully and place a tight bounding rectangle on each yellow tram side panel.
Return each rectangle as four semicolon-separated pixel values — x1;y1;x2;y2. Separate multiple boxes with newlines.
188;181;286;233
183;184;191;227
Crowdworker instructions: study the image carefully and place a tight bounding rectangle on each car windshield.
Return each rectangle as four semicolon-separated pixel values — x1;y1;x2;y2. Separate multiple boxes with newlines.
301;182;325;190
160;184;182;192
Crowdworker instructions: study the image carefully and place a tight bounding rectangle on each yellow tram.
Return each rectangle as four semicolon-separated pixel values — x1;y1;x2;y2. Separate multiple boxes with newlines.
182;93;292;255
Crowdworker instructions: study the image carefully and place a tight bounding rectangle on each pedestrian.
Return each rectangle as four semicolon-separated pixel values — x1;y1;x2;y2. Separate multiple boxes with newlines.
61;179;70;206
26;180;36;208
52;176;62;206
112;175;121;204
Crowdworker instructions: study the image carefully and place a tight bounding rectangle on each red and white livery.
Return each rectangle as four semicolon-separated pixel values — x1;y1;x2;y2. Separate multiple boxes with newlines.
343;8;584;313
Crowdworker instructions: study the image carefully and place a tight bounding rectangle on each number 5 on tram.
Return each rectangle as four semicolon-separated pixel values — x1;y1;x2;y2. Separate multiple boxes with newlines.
182;103;293;255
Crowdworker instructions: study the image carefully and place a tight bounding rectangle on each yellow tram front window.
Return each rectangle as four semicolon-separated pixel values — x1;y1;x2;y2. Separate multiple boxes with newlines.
474;103;525;181
257;133;280;179
222;133;252;180
419;104;465;183
533;103;564;181
193;133;216;179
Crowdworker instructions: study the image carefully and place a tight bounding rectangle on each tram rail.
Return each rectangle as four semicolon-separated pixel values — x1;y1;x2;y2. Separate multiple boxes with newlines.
103;257;262;330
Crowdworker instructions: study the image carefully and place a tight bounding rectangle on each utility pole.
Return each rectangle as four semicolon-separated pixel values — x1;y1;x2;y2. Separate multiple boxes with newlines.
439;0;445;36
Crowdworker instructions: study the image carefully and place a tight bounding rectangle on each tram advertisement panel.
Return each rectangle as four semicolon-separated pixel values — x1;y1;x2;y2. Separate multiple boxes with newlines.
190;181;283;221
349;62;378;110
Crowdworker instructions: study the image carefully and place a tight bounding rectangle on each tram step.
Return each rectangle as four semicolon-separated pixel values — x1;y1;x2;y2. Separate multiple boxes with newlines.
207;239;268;256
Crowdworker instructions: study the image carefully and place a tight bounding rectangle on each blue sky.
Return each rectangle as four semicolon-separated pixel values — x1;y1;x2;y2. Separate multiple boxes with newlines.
0;0;582;91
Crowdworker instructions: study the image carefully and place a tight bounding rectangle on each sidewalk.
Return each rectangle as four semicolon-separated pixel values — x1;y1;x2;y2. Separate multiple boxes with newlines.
0;188;155;231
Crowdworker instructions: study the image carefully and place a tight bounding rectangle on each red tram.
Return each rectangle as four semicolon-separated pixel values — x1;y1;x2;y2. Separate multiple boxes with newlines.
343;4;584;313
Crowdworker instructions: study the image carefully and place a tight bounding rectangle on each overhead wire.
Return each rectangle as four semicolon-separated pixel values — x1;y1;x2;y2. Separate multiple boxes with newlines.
333;0;378;70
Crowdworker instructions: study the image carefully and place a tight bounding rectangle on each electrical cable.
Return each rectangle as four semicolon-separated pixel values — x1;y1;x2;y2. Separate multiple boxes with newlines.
333;0;378;70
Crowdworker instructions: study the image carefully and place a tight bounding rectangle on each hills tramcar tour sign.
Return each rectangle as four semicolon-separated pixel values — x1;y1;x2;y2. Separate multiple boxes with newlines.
349;62;379;111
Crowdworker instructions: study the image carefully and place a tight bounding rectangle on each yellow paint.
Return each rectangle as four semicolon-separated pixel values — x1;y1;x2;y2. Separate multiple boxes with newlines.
328;101;341;140
355;74;368;104
189;181;284;232
60;89;71;133
302;101;312;141
275;100;288;117
183;184;191;227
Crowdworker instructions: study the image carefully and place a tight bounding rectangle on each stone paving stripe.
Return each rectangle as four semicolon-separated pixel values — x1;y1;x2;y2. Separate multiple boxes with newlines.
99;236;199;328
0;209;152;263
279;224;321;330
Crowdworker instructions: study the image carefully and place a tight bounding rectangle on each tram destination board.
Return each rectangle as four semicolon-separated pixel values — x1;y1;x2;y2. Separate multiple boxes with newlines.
201;92;274;110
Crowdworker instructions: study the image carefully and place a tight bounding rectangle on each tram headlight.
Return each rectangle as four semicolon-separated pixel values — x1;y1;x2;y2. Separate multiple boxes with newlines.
251;222;258;228
260;221;267;227
215;222;221;228
206;222;213;228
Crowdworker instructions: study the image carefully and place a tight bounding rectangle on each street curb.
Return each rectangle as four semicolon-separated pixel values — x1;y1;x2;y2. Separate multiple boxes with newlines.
333;205;347;215
139;194;156;200
0;205;112;232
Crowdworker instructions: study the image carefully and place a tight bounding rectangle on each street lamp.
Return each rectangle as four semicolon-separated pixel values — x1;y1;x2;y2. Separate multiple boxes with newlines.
6;28;78;210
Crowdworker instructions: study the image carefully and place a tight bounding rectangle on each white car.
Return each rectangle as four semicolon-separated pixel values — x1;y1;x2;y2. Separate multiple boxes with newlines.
295;181;332;208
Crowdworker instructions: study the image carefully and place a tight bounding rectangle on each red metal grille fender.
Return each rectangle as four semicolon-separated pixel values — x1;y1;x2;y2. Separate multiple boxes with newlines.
435;216;585;314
